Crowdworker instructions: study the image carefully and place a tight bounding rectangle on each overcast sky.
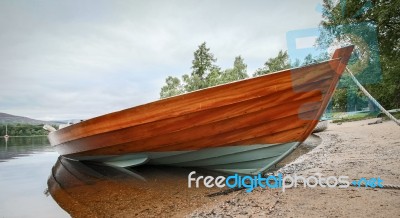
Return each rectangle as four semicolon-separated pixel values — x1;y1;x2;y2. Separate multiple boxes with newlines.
0;0;323;120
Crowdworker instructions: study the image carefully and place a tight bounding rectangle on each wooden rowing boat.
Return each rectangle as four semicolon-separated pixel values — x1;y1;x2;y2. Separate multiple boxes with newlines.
48;46;354;175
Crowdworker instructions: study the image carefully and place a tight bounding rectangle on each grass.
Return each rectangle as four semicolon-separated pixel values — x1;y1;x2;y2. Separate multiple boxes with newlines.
331;112;376;123
331;111;400;123
381;112;400;120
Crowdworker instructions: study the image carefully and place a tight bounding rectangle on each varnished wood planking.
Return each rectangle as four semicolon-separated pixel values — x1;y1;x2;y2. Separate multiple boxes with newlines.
332;45;354;75
154;111;317;152
230;126;306;147
67;98;320;156
50;46;354;157
73;111;314;156
56;79;328;156
298;46;354;142
55;78;332;155
57;77;322;155
49;59;340;145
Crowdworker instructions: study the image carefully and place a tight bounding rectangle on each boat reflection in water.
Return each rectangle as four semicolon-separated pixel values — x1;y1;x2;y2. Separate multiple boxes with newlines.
47;156;226;217
47;134;322;217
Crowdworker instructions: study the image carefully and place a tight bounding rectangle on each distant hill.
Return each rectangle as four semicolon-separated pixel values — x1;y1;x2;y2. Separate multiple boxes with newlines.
0;112;63;125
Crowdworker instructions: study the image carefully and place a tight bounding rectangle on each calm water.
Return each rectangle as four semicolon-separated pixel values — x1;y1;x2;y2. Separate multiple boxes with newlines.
0;137;69;217
0;135;321;217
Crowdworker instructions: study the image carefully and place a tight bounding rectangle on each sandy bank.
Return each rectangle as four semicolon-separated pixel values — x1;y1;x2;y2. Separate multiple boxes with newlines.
189;118;400;217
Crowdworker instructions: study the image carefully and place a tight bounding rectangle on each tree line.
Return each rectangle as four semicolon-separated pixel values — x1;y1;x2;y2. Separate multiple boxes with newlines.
159;42;324;99
160;0;399;112
0;124;52;136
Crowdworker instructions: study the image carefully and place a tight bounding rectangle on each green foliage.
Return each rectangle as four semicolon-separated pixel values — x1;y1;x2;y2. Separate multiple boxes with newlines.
253;50;291;77
191;42;217;79
319;0;400;110
219;56;249;84
159;1;399;112
181;42;220;92
301;52;330;66
205;67;223;87
159;42;336;99
331;112;376;123
0;124;50;136
160;42;249;98
332;74;370;111
159;76;184;99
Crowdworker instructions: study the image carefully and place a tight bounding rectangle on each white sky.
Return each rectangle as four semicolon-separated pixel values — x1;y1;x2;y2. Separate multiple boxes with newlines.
0;0;323;120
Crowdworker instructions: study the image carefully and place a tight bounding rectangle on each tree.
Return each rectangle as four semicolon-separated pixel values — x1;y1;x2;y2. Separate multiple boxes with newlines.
303;54;318;66
302;52;330;66
331;73;369;112
159;43;249;98
191;42;217;77
318;0;400;109
220;56;249;84
175;42;219;93
253;50;291;76
159;76;184;99
205;66;223;87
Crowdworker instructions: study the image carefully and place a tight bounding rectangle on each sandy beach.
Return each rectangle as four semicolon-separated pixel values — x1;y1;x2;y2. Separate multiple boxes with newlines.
189;118;400;217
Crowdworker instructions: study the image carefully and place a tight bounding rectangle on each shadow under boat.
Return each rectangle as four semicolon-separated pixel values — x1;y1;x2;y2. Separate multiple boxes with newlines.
47;134;322;217
47;156;226;217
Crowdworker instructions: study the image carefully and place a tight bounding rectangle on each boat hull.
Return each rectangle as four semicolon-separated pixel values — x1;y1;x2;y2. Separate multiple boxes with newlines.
70;142;299;175
49;46;354;174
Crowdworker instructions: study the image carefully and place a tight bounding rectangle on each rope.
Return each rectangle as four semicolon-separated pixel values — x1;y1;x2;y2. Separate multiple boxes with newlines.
345;67;400;126
207;177;400;197
289;180;400;190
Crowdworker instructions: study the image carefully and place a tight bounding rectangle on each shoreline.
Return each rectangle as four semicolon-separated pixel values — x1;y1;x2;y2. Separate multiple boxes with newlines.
188;118;400;217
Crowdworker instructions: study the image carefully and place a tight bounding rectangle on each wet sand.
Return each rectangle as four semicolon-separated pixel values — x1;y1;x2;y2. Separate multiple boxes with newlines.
189;118;400;217
48;157;234;217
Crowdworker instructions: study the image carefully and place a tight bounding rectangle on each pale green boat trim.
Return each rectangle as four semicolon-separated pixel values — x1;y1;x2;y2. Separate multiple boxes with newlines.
104;156;149;168
162;143;295;167
149;143;282;165
253;142;300;175
69;151;191;162
77;142;300;175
